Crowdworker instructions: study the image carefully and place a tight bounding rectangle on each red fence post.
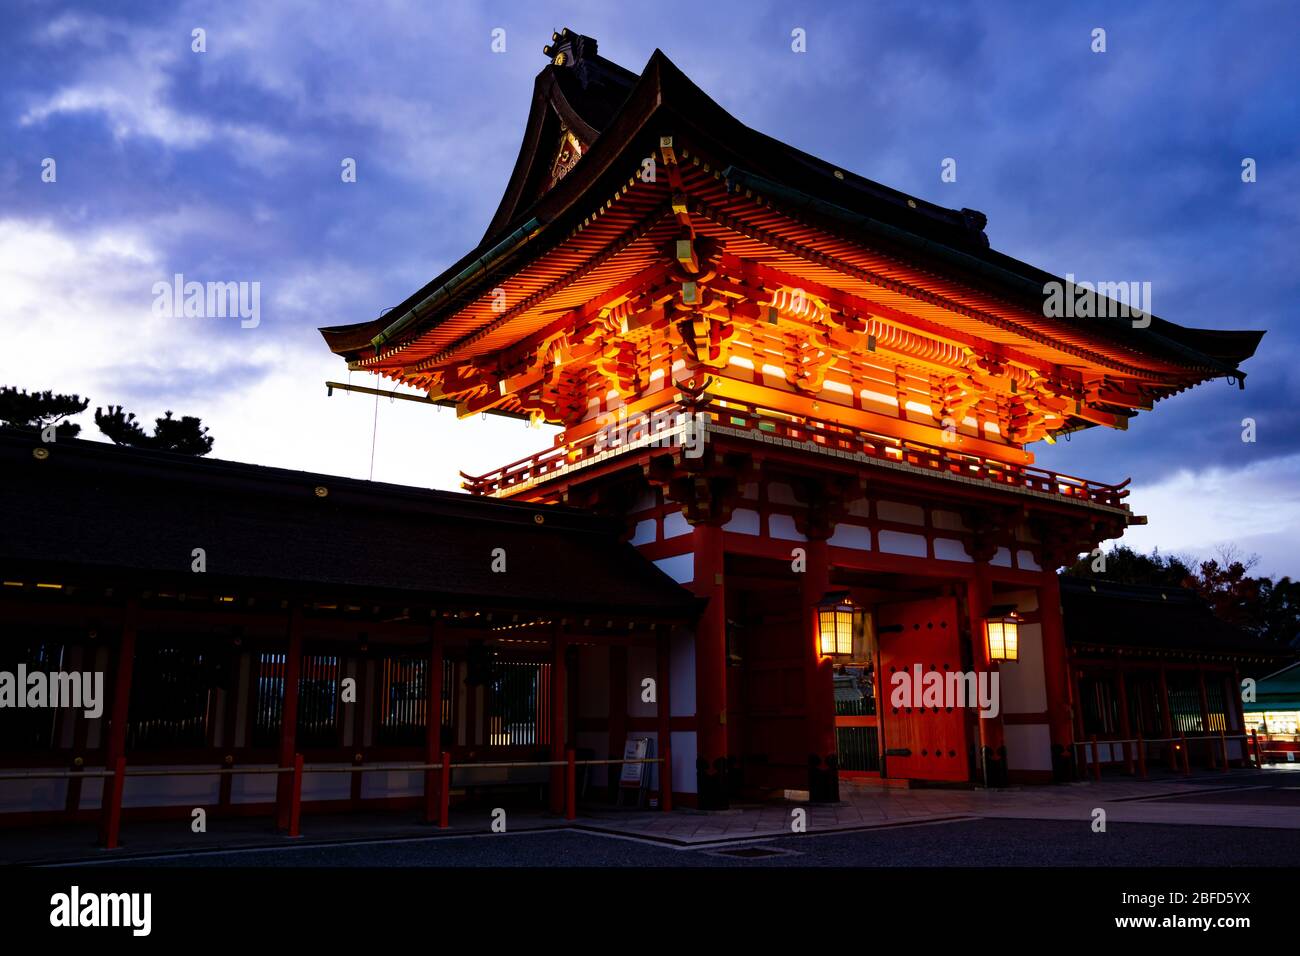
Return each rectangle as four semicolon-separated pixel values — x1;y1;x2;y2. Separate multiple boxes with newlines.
565;749;577;821
287;754;303;838
101;756;127;850
1179;734;1191;775
660;742;673;813
438;751;451;829
1219;731;1229;772
1090;735;1101;782
1251;730;1262;767
1136;734;1147;780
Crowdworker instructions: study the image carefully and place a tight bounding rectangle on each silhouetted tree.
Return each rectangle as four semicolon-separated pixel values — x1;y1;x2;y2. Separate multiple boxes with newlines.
150;410;214;456
1062;544;1194;589
95;405;214;456
1065;544;1299;647
0;386;88;439
93;405;150;446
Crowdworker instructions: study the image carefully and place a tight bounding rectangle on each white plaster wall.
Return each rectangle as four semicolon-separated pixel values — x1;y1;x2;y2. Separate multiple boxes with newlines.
663;511;692;539
121;766;222;808
724;508;761;535
0;778;68;813
828;523;872;550
999;622;1046;715
358;769;421;799
878;530;927;557
768;514;806;541
1004;724;1052;771
933;537;973;562
670;629;695;717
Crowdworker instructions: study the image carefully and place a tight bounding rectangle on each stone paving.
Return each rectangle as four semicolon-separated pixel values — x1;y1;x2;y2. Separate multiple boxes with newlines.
579;767;1300;845
5;766;1296;864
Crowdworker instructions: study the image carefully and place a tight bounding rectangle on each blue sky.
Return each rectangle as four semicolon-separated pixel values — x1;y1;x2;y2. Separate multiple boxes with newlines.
1;1;1298;574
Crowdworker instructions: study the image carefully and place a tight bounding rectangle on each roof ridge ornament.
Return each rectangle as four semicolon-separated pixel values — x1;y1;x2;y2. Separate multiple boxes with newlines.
543;28;597;68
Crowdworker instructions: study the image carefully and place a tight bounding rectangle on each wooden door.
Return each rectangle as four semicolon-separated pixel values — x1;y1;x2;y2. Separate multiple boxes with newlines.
877;596;970;782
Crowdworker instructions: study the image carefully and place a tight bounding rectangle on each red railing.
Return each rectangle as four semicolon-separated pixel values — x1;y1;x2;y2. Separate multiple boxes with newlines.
461;398;1131;508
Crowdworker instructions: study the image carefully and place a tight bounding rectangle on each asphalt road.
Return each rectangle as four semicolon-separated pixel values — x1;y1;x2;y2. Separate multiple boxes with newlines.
88;817;1300;867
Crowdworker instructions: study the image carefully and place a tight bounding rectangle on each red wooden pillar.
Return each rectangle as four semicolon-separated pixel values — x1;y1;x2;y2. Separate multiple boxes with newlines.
98;602;137;848
276;606;303;831
802;536;837;762
1197;668;1215;768
1037;571;1074;771
1069;666;1086;778
549;623;568;814
967;567;1004;783
423;619;444;824
1115;666;1135;775
1158;663;1175;769
691;521;728;770
656;631;673;811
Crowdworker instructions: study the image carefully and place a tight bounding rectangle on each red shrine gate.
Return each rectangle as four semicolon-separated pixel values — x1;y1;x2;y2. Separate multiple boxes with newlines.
319;30;1263;802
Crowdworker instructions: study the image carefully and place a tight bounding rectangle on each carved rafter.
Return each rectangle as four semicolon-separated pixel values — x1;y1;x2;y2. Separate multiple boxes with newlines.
786;472;863;541
1035;513;1127;570
965;504;1024;563
644;446;753;526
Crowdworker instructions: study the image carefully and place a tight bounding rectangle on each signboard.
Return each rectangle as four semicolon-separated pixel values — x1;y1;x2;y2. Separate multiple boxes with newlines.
620;736;651;788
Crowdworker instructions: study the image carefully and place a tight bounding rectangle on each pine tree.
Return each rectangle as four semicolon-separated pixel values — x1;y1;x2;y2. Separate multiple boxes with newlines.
0;386;89;439
94;405;215;456
151;410;214;456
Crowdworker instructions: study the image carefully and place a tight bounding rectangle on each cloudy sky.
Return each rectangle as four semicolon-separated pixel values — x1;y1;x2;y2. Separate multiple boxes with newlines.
2;1;1297;575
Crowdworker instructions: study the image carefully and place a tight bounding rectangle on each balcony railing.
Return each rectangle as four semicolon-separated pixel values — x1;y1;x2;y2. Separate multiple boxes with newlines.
461;398;1131;510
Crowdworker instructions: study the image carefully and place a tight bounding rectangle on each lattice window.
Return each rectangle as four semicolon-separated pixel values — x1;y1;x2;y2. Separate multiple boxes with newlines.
1167;673;1205;734
375;655;455;748
127;642;224;750
252;651;341;749
0;640;67;751
485;659;550;747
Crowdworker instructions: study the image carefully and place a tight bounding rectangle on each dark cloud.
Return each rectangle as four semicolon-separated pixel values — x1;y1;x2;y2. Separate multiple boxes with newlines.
1;0;1296;567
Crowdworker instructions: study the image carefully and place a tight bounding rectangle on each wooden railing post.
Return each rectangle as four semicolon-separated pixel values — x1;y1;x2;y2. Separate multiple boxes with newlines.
1179;734;1191;775
1090;734;1101;782
1251;730;1262;767
438;751;451;828
287;753;303;838
101;755;126;850
1136;734;1147;779
660;745;673;813
565;749;577;821
1219;731;1229;772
